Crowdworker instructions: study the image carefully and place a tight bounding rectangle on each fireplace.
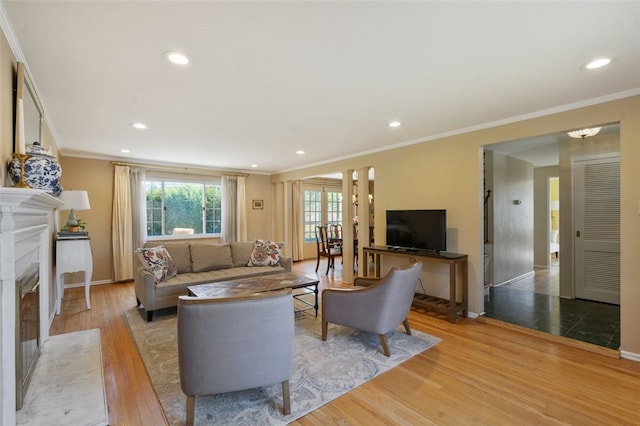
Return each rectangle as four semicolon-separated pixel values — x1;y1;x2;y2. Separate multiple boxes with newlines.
1;187;62;425
15;265;40;409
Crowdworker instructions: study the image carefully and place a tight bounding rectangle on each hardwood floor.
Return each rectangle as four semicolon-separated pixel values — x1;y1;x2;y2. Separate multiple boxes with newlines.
50;260;640;425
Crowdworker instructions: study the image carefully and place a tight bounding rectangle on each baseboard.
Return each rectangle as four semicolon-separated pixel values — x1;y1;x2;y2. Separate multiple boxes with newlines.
477;315;620;359
64;279;112;289
620;350;640;362
493;270;535;287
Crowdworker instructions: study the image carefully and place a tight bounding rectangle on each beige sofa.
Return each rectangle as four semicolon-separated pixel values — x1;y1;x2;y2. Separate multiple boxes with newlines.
134;241;291;321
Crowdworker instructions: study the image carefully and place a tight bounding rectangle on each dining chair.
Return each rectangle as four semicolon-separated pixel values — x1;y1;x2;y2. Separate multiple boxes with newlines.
315;225;342;274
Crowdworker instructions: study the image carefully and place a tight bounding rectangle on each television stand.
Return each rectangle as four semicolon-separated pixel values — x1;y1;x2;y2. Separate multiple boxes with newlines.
362;246;468;323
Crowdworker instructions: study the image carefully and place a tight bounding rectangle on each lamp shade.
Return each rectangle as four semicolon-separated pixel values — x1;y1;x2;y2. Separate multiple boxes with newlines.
59;190;91;211
550;200;559;211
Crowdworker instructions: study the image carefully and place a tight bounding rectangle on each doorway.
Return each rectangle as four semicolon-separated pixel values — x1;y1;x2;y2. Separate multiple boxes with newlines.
482;124;621;350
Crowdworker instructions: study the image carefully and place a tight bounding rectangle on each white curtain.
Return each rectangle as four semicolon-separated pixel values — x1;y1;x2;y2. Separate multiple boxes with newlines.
292;180;304;261
130;167;147;251
112;165;133;281
221;176;238;243
237;176;247;241
112;165;147;282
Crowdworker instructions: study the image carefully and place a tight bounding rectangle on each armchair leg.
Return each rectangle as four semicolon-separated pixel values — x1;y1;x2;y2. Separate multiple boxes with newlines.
403;319;412;336
378;334;391;357
186;395;195;426
322;320;328;340
282;380;291;415
315;256;320;272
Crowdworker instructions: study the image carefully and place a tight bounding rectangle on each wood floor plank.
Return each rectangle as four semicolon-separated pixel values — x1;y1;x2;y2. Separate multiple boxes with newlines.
48;259;640;425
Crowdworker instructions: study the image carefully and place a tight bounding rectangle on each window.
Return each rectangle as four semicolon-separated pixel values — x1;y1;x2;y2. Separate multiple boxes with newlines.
303;186;343;242
145;177;222;238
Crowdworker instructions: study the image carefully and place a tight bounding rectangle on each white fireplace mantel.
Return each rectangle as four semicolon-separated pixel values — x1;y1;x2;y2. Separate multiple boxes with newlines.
0;187;62;425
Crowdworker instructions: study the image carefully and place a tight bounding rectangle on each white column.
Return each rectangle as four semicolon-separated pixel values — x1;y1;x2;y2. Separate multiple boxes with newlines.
341;171;355;283
357;167;371;275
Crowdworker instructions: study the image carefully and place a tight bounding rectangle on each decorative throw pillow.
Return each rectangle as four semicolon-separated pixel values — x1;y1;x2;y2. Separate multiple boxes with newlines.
136;246;177;284
248;240;284;267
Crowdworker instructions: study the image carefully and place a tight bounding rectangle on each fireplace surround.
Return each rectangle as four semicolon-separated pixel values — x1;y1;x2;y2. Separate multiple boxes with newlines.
15;264;40;409
0;188;61;425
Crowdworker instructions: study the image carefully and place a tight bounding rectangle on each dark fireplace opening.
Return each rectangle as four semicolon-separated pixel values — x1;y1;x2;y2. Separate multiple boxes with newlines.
16;264;40;410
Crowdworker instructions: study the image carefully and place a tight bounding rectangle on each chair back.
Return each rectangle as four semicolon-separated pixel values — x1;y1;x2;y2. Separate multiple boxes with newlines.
328;223;342;240
347;262;423;334
177;289;294;396
315;225;332;254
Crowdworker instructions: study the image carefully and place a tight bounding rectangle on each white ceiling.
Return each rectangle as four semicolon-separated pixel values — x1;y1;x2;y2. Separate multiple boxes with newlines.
2;1;639;174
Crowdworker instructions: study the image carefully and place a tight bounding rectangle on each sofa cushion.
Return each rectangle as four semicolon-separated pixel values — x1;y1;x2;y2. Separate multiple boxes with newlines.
136;246;177;284
163;243;192;273
230;241;254;267
154;265;288;297
190;243;234;272
248;240;284;266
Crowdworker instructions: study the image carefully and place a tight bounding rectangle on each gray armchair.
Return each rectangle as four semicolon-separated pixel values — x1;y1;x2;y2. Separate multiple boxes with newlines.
321;262;423;356
177;289;294;425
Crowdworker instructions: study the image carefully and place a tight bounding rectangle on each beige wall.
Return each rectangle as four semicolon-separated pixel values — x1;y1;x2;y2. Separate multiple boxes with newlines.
244;173;274;240
58;158;275;283
533;166;559;268
272;95;640;357
0;31;15;185
490;152;534;285
58;157;114;284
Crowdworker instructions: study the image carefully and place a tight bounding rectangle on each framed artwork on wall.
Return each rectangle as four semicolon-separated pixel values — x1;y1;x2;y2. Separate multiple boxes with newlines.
252;199;264;210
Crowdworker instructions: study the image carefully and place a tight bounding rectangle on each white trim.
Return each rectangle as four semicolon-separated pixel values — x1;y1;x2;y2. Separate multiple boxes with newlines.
467;311;480;319
620;351;640;363
63;279;112;289
492;270;535;287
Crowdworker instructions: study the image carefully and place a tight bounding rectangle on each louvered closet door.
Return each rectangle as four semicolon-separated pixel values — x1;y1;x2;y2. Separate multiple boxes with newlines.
573;155;620;304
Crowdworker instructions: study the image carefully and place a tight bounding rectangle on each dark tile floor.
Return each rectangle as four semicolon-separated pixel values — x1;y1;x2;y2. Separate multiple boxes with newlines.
483;265;620;350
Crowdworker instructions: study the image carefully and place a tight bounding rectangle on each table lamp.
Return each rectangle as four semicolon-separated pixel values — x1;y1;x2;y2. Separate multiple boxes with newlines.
59;190;91;231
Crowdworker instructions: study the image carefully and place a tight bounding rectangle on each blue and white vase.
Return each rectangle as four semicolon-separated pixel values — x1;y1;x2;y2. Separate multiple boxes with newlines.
7;143;63;196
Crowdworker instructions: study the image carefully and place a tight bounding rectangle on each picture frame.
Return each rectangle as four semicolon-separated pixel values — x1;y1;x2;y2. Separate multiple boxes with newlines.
252;199;264;210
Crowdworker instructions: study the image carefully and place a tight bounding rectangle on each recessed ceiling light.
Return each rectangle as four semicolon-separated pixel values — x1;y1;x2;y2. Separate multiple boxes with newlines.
163;51;189;65
132;122;148;130
120;149;130;154
251;164;258;168
584;57;612;70
388;121;401;128
296;150;305;155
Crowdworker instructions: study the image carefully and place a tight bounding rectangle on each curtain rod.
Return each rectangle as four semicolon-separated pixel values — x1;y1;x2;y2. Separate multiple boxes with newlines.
111;161;249;177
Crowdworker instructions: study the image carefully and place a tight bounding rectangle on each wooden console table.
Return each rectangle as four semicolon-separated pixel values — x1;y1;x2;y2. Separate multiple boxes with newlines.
362;246;468;323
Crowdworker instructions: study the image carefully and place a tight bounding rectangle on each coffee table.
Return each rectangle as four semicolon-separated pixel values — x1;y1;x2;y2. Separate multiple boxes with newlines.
187;272;320;316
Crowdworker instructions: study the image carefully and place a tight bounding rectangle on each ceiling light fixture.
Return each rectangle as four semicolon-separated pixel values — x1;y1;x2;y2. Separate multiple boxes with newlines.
296;150;305;155
132;122;148;130
584;57;612;70
163;51;190;65
388;121;401;128
251;164;258;168
567;127;602;139
120;149;130;154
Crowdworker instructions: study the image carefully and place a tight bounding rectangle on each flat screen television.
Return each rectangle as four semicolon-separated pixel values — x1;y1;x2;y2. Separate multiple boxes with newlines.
386;209;446;253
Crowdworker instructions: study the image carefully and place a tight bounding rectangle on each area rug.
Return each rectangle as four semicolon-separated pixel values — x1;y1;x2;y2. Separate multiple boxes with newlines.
16;329;108;426
125;308;440;425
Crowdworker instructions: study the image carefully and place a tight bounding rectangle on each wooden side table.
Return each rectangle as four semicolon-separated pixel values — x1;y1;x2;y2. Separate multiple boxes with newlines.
55;238;93;314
